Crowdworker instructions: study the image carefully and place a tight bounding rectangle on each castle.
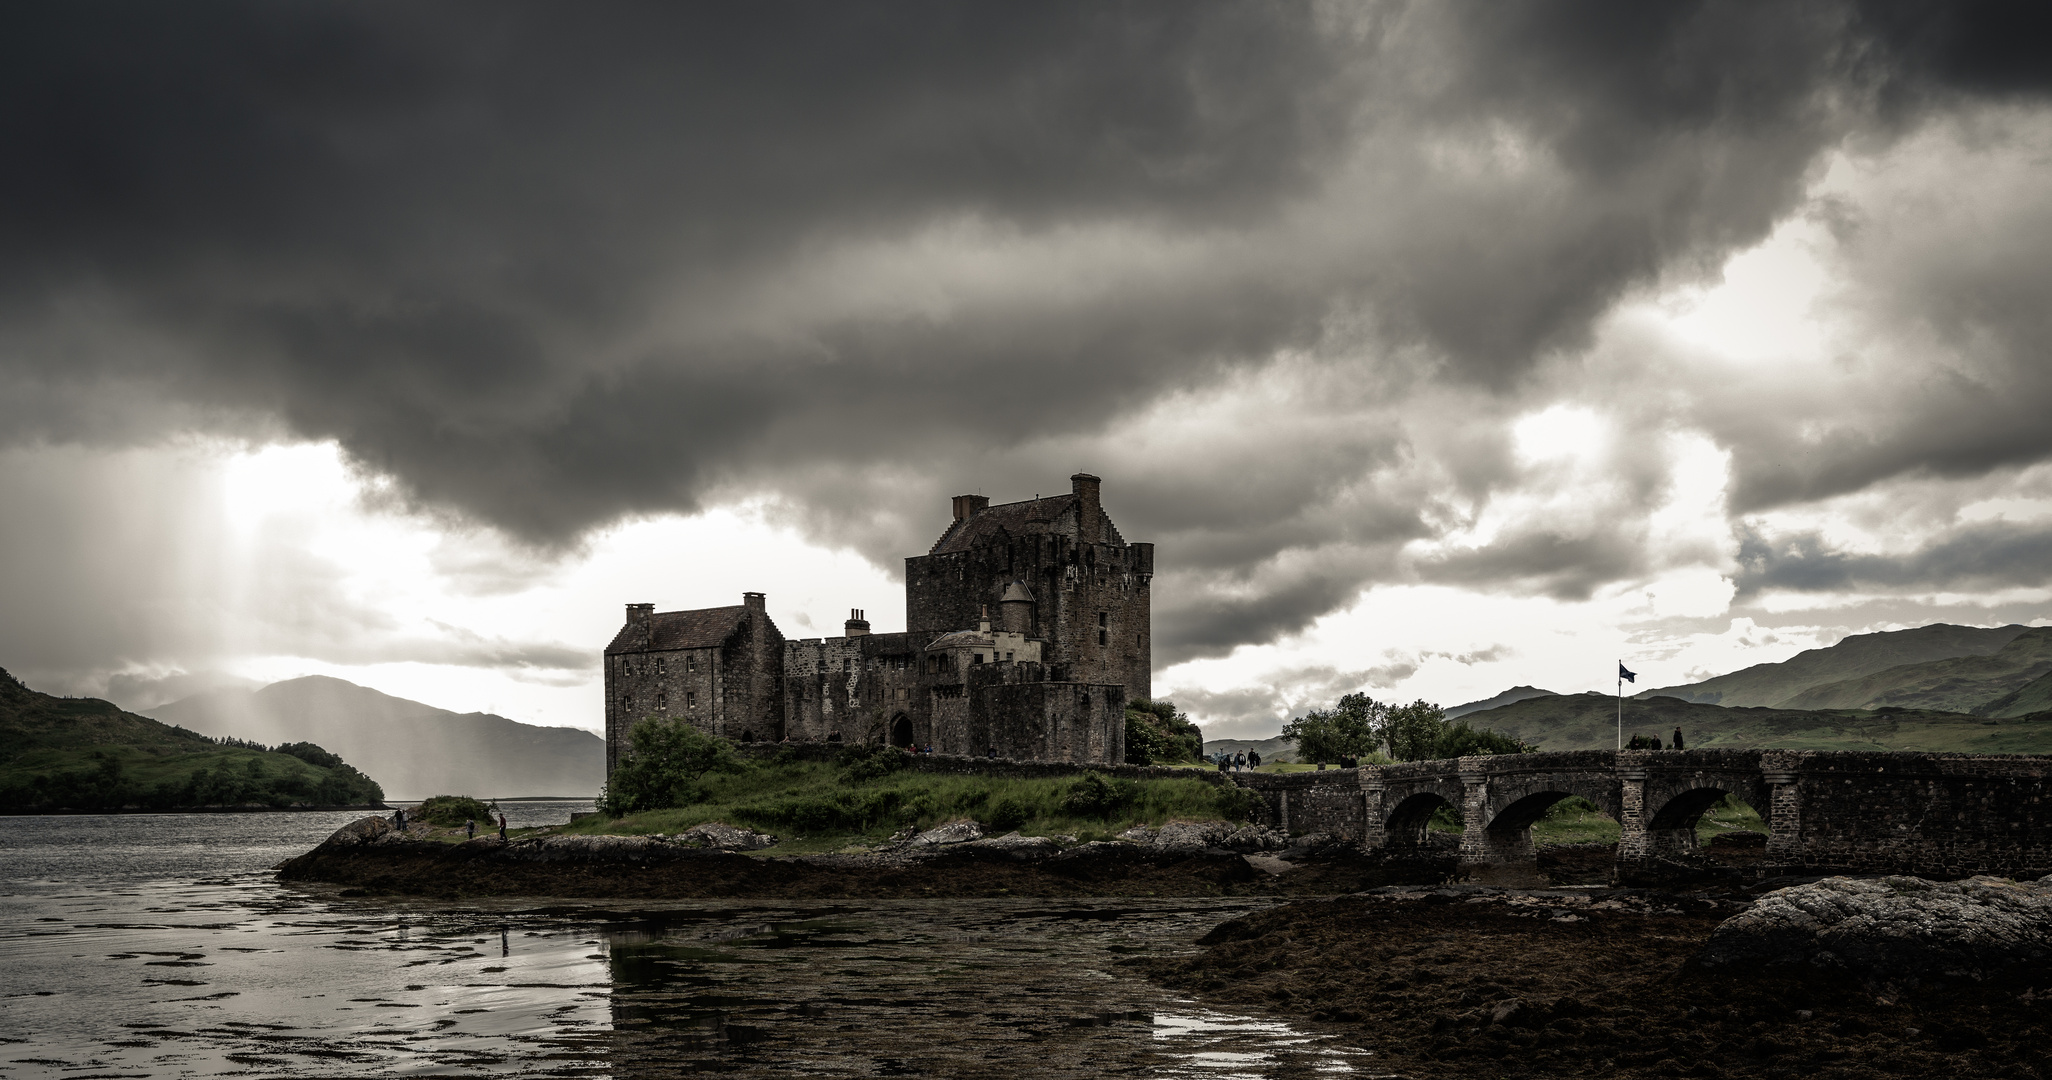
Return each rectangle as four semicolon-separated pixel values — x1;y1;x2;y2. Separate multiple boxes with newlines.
602;473;1153;774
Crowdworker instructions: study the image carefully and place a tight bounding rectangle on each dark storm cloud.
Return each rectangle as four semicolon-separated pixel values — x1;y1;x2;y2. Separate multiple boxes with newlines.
1736;519;2052;597
6;0;2052;666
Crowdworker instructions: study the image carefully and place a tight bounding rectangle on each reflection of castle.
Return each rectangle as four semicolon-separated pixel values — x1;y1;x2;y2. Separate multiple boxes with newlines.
603;474;1151;774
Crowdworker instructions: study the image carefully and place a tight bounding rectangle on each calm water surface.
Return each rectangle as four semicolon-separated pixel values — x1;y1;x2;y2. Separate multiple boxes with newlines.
1;809;1387;1078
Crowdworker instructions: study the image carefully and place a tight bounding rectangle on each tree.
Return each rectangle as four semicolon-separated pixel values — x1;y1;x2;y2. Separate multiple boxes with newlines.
1125;699;1204;765
1281;692;1385;763
1381;700;1449;761
598;717;745;815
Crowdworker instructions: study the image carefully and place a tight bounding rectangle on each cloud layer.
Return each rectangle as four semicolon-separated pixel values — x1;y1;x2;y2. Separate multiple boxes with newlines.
6;2;2052;715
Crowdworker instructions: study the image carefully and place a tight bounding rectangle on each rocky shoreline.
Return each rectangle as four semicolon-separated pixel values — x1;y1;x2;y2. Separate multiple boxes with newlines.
275;815;1448;899
1138;880;2052;1079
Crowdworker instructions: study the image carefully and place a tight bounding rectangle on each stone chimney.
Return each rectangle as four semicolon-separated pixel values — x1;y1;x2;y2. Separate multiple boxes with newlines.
625;603;654;649
742;591;766;612
952;494;990;521
1071;472;1101;543
978;604;992;635
844;608;870;637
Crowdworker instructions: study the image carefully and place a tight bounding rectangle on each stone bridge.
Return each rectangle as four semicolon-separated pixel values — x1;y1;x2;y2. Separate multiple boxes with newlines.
1231;749;2052;883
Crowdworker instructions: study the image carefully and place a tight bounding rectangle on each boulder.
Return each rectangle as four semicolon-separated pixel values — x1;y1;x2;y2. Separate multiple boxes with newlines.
954;832;1061;859
1116;824;1156;844
676;822;778;851
321;815;397;847
905;820;984;847
1697;875;2052;982
1221;824;1286;853
1150;821;1230;854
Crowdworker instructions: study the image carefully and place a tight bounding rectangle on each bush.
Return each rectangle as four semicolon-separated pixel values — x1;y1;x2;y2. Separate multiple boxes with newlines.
414;794;494;827
987;795;1030;832
1058;772;1133;818
1212;784;1262;823
1124;699;1205;765
838;743;905;784
597;718;745;816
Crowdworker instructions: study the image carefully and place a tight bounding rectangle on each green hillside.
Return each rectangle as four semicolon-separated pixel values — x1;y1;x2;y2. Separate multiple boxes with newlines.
0;667;385;811
1635;623;2031;707
1981;670;2052;719
1459;691;2052;754
1778;626;2052;713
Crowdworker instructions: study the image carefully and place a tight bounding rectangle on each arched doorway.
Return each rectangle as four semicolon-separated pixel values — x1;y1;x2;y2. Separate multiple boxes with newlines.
889;714;914;748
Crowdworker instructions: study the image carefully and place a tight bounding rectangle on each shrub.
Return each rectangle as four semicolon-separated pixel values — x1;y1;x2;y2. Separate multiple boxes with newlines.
986;795;1030;832
1058;772;1133;818
1212;784;1262;823
415;794;494;827
838;743;905;784
598;718;745;816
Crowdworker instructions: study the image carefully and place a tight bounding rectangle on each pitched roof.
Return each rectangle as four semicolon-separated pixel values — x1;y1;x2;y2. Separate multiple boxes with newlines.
927;495;1125;554
605;606;749;654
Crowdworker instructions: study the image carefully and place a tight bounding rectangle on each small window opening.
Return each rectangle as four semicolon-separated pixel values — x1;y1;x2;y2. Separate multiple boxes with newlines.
686;691;696;709
656;692;667;710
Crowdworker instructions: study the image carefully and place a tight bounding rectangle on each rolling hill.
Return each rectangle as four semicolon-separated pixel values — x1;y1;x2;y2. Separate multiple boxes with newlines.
1445;685;1559;719
1457;691;2052;754
149;675;603;800
1777;626;2052;714
1635;623;2032;707
1979;670;2052;720
0;667;384;810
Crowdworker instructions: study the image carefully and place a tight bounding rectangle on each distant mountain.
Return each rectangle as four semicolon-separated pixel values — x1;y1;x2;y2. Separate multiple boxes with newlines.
1636;623;2033;707
0;667;383;810
1457;691;2052;754
1201;735;1299;764
1778;626;2052;714
1445;685;1559;719
1981;670;2052;720
150;675;603;800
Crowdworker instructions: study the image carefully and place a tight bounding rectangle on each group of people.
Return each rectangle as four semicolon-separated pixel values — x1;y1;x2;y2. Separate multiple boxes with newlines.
1214;750;1261;772
1625;728;1688;751
392;806;508;841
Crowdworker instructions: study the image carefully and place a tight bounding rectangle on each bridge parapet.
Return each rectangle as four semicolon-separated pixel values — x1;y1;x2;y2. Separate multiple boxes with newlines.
1226;747;2052;884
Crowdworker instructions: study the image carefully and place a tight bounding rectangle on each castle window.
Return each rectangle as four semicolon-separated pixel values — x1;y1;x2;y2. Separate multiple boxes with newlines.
623;692;635;711
658;657;667;676
972;653;983;664
687;654;697;672
686;691;696;709
656;692;667;711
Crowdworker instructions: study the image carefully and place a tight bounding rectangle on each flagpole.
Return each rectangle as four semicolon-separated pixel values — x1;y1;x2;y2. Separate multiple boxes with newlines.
1616;661;1622;751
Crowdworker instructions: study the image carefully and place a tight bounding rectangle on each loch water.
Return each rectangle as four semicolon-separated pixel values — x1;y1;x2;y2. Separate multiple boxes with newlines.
1;810;1385;1078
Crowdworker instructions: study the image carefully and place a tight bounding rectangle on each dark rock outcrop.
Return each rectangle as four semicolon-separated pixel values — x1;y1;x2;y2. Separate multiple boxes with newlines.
1697;874;2052;981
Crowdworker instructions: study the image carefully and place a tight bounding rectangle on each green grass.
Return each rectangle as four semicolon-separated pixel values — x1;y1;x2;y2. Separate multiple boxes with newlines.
1525;795;1766;847
560;758;1252;853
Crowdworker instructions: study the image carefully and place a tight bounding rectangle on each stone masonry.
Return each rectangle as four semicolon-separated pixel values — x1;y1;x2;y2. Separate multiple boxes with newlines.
604;474;1145;776
1234;748;2052;884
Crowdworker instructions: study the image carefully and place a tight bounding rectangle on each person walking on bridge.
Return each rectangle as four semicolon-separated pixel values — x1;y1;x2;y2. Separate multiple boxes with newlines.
1673;728;1686;751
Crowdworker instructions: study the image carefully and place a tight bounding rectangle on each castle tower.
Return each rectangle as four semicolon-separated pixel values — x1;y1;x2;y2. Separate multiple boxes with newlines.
906;472;1152;704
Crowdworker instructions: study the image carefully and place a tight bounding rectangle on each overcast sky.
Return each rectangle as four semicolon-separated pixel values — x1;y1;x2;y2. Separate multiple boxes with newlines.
5;2;2052;737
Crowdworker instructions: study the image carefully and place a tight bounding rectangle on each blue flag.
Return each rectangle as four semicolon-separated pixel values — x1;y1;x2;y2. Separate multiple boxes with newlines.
1618;663;1636;684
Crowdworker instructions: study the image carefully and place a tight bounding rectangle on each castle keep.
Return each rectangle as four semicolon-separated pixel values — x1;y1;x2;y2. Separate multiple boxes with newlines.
603;473;1152;774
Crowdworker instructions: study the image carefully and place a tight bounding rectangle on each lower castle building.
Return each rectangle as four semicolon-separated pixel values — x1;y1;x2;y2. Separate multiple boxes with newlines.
603;473;1151;774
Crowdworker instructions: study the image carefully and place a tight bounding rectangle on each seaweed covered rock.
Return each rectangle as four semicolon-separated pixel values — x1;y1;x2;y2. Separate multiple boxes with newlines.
1697;874;2052;982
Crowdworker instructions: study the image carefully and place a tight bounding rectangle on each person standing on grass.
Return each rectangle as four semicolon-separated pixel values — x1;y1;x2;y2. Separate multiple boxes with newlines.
498;813;508;841
466;818;475;840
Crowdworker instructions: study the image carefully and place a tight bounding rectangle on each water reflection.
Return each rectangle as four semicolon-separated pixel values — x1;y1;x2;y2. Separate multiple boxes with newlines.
3;813;1388;1078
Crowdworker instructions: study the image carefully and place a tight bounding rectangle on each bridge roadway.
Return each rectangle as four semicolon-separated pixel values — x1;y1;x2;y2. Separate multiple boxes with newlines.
1230;748;2052;884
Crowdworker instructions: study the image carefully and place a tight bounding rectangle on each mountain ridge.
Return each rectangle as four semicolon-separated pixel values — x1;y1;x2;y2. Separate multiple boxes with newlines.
1636;623;2034;708
149;675;604;800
